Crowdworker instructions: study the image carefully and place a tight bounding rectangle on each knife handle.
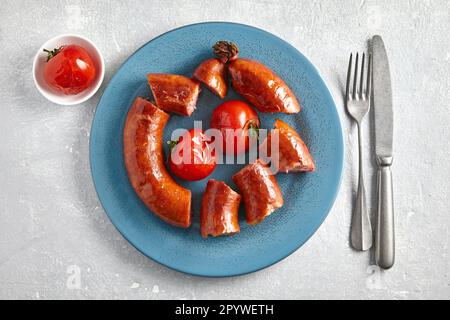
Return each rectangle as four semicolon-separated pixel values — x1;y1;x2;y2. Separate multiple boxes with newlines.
375;165;395;269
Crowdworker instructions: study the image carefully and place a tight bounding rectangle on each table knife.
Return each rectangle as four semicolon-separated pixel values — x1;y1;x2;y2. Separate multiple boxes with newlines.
372;35;395;269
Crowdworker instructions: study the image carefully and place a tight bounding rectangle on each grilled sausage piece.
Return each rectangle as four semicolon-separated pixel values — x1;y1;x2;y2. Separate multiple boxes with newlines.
200;180;241;238
123;97;191;228
147;74;200;116
193;58;227;99
228;59;300;114
213;41;300;114
232;160;284;225
260;119;315;173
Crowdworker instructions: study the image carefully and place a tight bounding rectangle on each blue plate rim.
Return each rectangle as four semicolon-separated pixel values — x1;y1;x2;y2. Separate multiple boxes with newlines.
89;21;344;277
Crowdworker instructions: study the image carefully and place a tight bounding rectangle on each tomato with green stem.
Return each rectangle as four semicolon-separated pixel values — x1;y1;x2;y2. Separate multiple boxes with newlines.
168;129;217;181
210;100;260;155
43;45;96;95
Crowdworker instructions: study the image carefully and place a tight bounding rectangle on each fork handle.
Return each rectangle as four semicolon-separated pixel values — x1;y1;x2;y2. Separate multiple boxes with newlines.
375;165;395;269
350;124;373;251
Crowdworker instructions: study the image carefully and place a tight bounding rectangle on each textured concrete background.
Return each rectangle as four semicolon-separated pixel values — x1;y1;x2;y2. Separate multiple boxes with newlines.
0;0;449;299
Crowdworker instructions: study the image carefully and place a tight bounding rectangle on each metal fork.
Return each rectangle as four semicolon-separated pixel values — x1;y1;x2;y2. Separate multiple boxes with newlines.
345;52;373;251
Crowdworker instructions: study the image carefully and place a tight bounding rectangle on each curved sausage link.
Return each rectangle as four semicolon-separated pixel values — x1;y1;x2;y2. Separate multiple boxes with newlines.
123;97;191;228
260;119;315;173
228;58;301;114
232;160;284;225
147;74;200;116
200;180;241;238
193;58;227;99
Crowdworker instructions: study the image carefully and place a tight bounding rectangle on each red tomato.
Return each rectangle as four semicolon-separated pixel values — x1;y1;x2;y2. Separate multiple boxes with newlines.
43;45;96;95
210;100;260;155
168;129;216;181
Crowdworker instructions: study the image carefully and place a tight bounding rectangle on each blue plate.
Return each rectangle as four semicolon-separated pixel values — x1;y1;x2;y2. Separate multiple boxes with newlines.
90;22;343;277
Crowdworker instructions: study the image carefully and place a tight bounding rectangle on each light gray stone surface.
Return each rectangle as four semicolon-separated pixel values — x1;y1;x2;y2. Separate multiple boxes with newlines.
0;0;449;300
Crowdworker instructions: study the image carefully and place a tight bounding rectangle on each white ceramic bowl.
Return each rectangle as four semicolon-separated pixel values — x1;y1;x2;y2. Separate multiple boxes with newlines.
33;34;105;105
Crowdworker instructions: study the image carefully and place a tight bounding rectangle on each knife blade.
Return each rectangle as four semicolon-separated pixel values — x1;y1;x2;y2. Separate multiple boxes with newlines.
372;35;393;164
372;35;395;269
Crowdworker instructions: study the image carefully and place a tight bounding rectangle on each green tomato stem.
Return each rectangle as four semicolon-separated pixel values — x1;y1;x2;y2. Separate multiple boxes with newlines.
43;47;63;62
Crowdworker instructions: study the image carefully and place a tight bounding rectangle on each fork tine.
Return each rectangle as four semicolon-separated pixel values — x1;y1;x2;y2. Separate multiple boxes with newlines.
345;53;353;101
360;53;365;99
366;53;372;99
352;53;359;99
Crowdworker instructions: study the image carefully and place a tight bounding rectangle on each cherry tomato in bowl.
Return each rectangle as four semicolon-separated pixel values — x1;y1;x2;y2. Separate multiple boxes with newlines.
44;44;97;95
168;129;217;181
210;100;260;155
